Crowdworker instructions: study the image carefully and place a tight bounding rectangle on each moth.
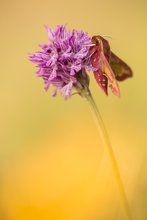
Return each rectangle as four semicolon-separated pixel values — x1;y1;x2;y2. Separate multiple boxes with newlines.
90;36;133;96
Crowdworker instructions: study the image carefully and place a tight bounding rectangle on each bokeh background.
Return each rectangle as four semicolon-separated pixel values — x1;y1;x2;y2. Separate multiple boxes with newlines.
0;0;147;219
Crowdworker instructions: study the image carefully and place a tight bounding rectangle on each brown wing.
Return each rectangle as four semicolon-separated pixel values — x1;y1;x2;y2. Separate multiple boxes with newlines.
90;43;108;95
99;52;120;97
91;36;120;97
110;52;133;81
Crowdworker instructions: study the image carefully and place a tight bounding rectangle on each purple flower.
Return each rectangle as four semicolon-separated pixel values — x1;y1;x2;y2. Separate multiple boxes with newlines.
29;25;94;99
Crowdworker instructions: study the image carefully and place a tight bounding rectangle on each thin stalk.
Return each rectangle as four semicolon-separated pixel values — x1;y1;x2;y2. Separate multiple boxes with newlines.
86;91;133;220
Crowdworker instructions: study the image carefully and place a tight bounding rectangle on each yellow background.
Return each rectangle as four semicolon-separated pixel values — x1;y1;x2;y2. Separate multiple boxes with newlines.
0;0;147;219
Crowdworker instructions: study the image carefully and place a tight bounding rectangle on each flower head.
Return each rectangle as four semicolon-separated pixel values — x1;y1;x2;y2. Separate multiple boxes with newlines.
29;25;94;99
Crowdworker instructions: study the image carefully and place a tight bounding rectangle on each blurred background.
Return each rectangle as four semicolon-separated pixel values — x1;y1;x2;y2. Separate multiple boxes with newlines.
0;0;147;219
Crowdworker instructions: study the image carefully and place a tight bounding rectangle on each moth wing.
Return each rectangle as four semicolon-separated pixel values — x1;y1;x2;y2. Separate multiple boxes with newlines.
110;52;133;81
98;36;111;61
90;45;108;95
99;52;120;97
94;69;108;95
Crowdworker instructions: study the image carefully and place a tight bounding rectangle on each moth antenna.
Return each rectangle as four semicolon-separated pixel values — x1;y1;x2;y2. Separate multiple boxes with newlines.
102;35;112;39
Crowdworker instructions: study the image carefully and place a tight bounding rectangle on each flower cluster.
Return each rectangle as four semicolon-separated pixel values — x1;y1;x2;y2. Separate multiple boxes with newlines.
29;25;94;99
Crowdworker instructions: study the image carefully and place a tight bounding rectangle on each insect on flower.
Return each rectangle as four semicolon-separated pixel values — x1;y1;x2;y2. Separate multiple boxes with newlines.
29;25;133;99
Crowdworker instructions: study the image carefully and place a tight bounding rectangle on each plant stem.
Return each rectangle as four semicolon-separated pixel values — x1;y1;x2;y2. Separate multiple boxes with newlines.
86;91;133;220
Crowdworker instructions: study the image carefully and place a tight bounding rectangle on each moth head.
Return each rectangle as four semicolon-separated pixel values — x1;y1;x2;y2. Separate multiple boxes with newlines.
92;35;101;45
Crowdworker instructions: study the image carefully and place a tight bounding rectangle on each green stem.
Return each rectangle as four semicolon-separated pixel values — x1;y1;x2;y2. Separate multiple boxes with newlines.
86;91;133;220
